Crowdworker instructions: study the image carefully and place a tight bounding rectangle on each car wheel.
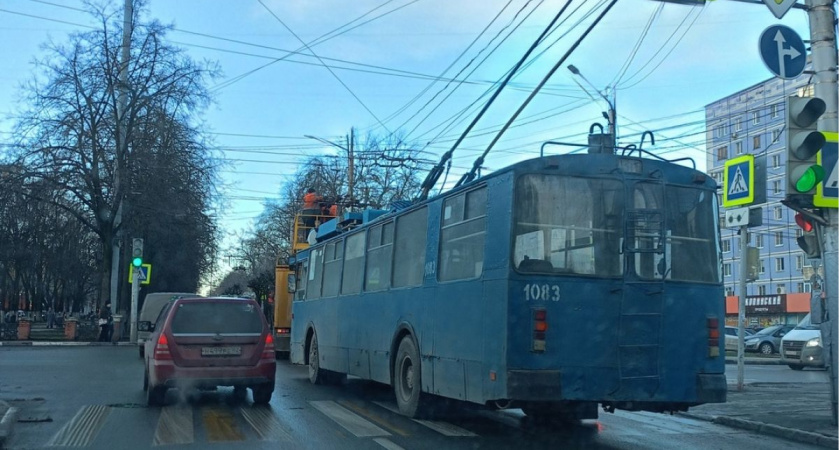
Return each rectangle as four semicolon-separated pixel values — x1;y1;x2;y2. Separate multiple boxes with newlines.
252;384;274;405
759;342;773;355
789;364;805;371
147;384;166;406
393;335;430;418
233;386;248;403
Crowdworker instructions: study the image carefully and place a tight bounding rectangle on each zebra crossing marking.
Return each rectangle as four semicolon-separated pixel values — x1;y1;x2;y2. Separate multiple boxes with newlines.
201;406;246;442
46;405;111;447
310;400;391;437
152;405;194;446
372;401;478;437
239;406;295;442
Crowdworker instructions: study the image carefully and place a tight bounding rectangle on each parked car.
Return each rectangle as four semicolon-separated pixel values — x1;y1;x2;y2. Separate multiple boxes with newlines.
143;297;276;406
137;292;202;358
780;313;825;370
743;324;794;355
724;326;755;351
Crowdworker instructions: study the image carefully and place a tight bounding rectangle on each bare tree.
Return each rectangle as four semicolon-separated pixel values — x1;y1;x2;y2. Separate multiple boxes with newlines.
7;2;220;308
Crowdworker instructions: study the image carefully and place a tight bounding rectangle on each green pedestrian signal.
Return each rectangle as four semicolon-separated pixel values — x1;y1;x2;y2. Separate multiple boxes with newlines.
785;96;826;199
132;257;143;267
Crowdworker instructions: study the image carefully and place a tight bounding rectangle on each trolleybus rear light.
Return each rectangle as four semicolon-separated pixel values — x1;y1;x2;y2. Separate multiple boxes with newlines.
706;318;718;329
532;309;547;352
708;328;719;339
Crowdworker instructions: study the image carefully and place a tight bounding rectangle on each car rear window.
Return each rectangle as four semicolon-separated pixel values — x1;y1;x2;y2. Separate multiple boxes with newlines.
170;301;263;334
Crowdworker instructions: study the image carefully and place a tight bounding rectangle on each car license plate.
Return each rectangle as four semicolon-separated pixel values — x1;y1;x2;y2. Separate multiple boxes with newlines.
201;346;241;356
785;351;797;356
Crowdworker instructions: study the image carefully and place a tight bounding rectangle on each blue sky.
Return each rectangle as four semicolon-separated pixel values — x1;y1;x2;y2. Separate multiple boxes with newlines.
0;0;811;269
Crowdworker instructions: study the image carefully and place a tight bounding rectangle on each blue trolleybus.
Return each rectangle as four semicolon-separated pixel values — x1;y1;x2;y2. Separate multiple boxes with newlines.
289;150;726;420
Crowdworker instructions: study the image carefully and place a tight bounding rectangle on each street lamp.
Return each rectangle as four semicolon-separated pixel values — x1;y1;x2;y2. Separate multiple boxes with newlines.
567;64;617;150
304;131;354;211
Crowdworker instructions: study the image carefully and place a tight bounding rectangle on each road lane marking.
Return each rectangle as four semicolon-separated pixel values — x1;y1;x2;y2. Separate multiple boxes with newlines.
240;406;294;442
372;401;478;437
201;406;245;442
310;400;390;437
337;400;410;437
46;405;111;447
152;405;194;446
374;437;406;450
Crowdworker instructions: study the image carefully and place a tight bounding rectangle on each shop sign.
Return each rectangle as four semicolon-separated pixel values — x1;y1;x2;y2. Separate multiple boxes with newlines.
746;294;786;314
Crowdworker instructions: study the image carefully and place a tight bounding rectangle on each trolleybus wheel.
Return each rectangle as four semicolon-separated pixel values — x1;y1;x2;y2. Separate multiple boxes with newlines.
308;332;326;384
394;336;429;418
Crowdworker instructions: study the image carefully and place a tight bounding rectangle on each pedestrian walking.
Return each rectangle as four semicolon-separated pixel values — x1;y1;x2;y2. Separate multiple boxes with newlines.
98;301;112;342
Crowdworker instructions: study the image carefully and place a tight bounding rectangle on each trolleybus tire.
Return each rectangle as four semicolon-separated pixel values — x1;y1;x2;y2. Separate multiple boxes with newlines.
307;331;345;385
143;367;149;391
394;335;429;418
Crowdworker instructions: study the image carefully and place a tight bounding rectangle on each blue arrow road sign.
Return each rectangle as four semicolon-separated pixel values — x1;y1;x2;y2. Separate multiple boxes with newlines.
815;132;838;208
759;25;806;80
723;155;755;207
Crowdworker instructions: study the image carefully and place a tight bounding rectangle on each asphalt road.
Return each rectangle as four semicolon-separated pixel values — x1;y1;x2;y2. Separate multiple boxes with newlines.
0;346;825;449
725;362;831;384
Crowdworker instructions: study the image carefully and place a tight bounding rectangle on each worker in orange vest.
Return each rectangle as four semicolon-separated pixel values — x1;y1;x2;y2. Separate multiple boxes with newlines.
302;188;322;227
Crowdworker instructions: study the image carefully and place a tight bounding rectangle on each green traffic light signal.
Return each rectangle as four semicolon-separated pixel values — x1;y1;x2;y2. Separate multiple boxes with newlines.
132;257;143;267
792;164;826;193
785;96;827;199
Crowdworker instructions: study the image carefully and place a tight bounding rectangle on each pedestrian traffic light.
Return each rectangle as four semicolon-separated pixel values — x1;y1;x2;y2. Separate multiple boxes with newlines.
785;96;826;200
794;213;821;259
131;238;144;267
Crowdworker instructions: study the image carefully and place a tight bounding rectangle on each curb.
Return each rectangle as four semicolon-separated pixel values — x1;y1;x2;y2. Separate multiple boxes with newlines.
681;412;838;448
0;341;135;347
724;358;784;365
0;401;18;447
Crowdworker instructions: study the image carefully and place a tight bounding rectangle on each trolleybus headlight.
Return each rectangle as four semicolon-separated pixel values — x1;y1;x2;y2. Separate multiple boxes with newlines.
806;338;820;347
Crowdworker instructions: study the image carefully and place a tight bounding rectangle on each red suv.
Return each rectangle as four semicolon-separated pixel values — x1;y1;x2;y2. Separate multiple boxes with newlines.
143;297;276;405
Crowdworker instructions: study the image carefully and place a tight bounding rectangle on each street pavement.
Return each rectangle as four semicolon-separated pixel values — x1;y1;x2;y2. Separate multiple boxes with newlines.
0;342;838;448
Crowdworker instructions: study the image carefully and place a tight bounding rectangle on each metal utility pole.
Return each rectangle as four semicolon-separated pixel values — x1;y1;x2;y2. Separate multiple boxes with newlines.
737;227;748;391
348;127;354;211
568;64;617;151
110;0;132;314
806;0;838;424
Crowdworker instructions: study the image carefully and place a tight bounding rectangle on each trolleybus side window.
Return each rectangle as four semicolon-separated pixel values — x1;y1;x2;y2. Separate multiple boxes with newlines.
295;260;308;301
322;240;343;298
365;222;394;292
392;207;428;288
439;186;487;282
513;175;623;277
341;232;366;295
665;186;720;283
308;248;324;299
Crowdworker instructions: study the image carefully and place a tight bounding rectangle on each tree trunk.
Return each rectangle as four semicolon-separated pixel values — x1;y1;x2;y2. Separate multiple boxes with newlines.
99;232;112;310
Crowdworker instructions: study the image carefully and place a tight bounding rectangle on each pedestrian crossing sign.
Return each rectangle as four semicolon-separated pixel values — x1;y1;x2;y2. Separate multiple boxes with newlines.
128;263;152;285
814;132;838;208
723;155;755;207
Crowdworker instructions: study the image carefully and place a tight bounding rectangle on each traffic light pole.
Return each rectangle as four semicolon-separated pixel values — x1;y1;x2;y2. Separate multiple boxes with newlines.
806;0;838;425
130;269;139;343
737;226;748;391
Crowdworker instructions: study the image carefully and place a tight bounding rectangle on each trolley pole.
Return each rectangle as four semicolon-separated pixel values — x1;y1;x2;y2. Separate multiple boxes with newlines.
737;226;748;391
806;0;839;424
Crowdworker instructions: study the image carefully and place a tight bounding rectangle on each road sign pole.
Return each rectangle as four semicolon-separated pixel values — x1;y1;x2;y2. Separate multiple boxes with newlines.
130;269;140;343
806;0;838;425
737;226;748;391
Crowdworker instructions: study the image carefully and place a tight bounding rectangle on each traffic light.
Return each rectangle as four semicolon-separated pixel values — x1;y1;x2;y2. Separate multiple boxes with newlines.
131;238;144;267
785;96;826;199
794;213;820;259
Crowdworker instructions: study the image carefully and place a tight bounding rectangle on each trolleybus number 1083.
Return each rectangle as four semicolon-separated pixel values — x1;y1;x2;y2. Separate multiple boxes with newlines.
523;284;561;302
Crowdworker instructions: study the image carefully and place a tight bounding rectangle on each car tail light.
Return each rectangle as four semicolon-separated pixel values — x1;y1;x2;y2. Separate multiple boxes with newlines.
154;334;172;361
275;328;290;335
261;334;275;360
533;309;547;352
707;317;720;358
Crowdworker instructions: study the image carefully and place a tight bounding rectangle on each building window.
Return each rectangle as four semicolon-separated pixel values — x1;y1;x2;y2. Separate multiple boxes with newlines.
753;135;761;149
758;285;767;295
775;231;784;246
716;123;726;137
771;103;780;118
756;234;763;248
723;263;732;277
773;180;781;194
772;129;781;143
796;228;803;238
775;257;785;271
796;255;803;270
735;141;743;154
717;147;727;161
759;259;766;274
798;84;815;98
722;239;731;253
802;282;812;293
777;284;786;294
735;117;742;131
772;154;780;168
774;206;782;220
752;111;760;124
726;287;734;296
